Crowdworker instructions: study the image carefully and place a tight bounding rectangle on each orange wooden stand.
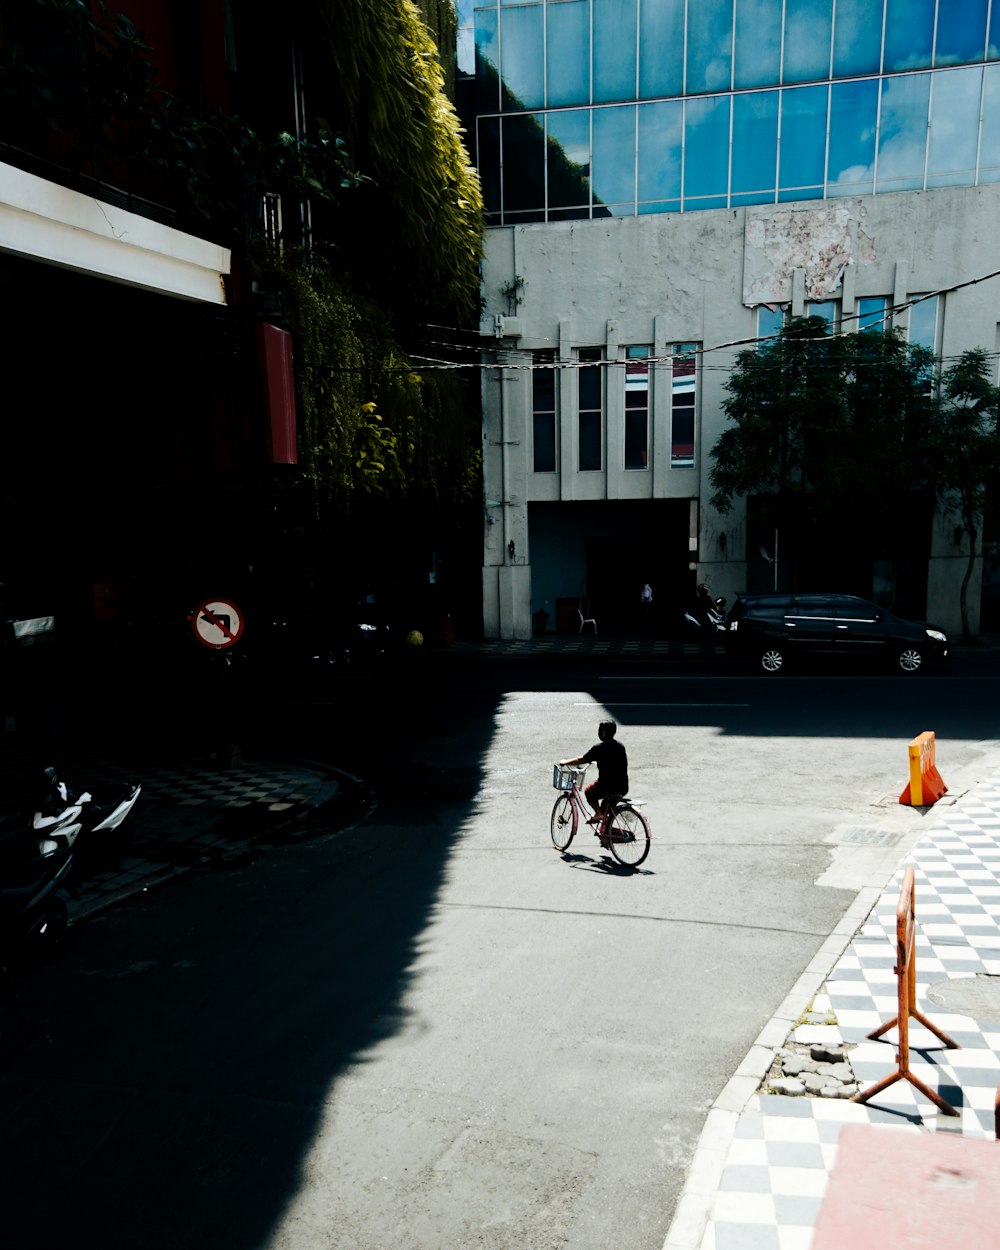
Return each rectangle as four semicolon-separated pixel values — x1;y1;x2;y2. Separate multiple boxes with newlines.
899;731;947;806
854;867;959;1114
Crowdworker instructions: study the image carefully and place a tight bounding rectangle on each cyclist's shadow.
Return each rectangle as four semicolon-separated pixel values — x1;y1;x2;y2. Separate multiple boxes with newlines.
559;851;653;876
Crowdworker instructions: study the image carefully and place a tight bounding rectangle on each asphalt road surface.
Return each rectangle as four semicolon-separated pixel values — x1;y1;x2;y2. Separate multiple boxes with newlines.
3;652;999;1250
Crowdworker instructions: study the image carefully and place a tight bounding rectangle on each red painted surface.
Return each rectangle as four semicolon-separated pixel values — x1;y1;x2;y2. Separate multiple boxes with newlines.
255;323;299;465
813;1124;1000;1249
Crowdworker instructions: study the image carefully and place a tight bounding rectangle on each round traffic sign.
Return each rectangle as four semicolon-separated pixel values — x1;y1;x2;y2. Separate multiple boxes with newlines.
192;598;244;650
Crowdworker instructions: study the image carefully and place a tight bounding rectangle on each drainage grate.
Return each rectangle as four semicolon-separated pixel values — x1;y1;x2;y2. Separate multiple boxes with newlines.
830;825;901;846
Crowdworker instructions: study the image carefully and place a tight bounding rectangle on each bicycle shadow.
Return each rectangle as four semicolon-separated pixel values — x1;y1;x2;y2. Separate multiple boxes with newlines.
559;850;653;876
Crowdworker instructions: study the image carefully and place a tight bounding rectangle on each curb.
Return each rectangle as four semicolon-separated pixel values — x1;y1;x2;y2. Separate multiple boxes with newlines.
660;885;881;1250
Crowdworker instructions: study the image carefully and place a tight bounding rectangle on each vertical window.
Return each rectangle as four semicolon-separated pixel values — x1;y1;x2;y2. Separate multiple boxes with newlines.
807;300;839;331
907;294;939;351
532;351;557;473
683;94;731;209
686;0;734;94
782;0;833;84
500;4;544;110
833;0;883;76
592;105;637;211
547;109;592;214
927;66;981;188
758;305;786;344
637;99;683;209
578;348;604;471
477;116;502;220
474;7;500;112
671;344;697;467
884;0;935;72
734;0;782;89
934;0;989;66
595;0;638;103
876;73;931;194
731;91;779;204
827;79;878;194
547;0;590;107
980;64;1000;182
778;84;828;200
857;296;889;332
502;113;546;220
625;346;650;470
638;0;685;99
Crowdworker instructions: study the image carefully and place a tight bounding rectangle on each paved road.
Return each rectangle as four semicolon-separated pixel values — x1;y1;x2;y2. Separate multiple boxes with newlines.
3;654;999;1249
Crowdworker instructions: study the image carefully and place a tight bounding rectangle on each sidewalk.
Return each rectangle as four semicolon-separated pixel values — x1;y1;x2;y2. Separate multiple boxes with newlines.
663;769;1000;1250
447;630;1000;662
0;741;342;923
449;633;727;660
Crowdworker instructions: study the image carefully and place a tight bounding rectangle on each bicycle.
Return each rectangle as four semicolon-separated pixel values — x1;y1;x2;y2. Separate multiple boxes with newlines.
550;763;650;867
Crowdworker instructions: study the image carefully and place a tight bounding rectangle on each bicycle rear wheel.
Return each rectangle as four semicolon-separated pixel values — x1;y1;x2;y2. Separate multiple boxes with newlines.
606;803;650;867
550;794;577;851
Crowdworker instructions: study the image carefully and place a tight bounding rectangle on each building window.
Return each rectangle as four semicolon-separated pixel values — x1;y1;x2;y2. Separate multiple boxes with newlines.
671;344;697;467
807;300;840;332
624;346;650;470
907;294;939;352
476;0;1000;223
532;350;557;473
758;305;786;345
857;296;890;332
578;347;603;471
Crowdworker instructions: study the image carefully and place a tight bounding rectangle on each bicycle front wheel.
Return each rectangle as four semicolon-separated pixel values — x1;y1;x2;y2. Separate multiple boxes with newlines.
550;794;577;851
607;803;650;867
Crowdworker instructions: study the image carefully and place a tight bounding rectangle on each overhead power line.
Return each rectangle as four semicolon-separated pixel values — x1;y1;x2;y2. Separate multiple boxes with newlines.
345;264;1000;374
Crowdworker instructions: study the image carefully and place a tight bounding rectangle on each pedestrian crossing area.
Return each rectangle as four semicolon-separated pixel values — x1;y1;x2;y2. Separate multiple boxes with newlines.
669;773;1000;1250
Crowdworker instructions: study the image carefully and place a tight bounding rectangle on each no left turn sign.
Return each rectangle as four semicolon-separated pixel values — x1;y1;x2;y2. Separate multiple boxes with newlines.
192;598;245;650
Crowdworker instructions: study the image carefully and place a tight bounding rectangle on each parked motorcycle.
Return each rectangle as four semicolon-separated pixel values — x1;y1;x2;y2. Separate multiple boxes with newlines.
0;834;74;973
681;597;727;641
32;767;141;859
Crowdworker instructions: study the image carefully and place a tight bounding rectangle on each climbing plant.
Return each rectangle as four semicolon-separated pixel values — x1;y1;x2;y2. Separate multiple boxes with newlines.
257;251;480;512
313;0;484;328
1;0;485;515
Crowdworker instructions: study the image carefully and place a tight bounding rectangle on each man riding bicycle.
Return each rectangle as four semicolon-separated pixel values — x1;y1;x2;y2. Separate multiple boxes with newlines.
559;720;629;826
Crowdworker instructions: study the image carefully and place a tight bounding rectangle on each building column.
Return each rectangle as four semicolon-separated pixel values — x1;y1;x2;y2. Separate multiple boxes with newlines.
482;349;533;640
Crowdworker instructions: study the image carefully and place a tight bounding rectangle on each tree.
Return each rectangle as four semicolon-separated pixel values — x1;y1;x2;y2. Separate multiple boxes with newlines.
710;316;935;593
933;348;1000;642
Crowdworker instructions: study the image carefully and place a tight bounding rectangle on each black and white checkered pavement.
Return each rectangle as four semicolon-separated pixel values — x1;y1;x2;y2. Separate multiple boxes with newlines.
0;746;332;819
0;743;339;919
664;772;1000;1250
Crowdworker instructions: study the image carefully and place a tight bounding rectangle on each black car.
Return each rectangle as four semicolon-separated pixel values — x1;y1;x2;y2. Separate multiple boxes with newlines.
725;593;949;674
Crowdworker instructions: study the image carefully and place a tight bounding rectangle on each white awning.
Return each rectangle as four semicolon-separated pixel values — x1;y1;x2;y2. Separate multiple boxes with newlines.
0;161;231;304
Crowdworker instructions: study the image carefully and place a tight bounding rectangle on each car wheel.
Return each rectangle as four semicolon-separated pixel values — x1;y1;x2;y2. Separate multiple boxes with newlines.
759;646;785;674
897;645;924;674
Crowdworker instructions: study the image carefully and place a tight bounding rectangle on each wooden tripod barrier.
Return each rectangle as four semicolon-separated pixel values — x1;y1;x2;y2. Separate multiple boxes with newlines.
854;867;960;1116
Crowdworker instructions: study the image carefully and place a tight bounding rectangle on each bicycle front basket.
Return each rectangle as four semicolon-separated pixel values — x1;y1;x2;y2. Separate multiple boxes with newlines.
553;764;585;790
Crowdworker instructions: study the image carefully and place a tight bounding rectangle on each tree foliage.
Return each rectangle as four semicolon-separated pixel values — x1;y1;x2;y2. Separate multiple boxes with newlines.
711;317;935;518
313;0;484;329
1;0;485;515
261;252;481;513
933;348;1000;640
0;0;367;240
710;317;940;595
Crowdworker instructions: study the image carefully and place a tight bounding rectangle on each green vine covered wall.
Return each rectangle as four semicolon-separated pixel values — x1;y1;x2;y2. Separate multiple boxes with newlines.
1;0;486;562
268;0;485;515
311;0;483;331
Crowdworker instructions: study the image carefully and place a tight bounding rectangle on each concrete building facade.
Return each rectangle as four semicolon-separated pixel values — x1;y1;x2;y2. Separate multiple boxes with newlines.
461;0;1000;640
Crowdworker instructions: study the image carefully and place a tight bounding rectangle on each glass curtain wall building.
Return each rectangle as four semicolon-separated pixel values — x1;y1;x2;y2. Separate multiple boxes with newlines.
463;0;1000;224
